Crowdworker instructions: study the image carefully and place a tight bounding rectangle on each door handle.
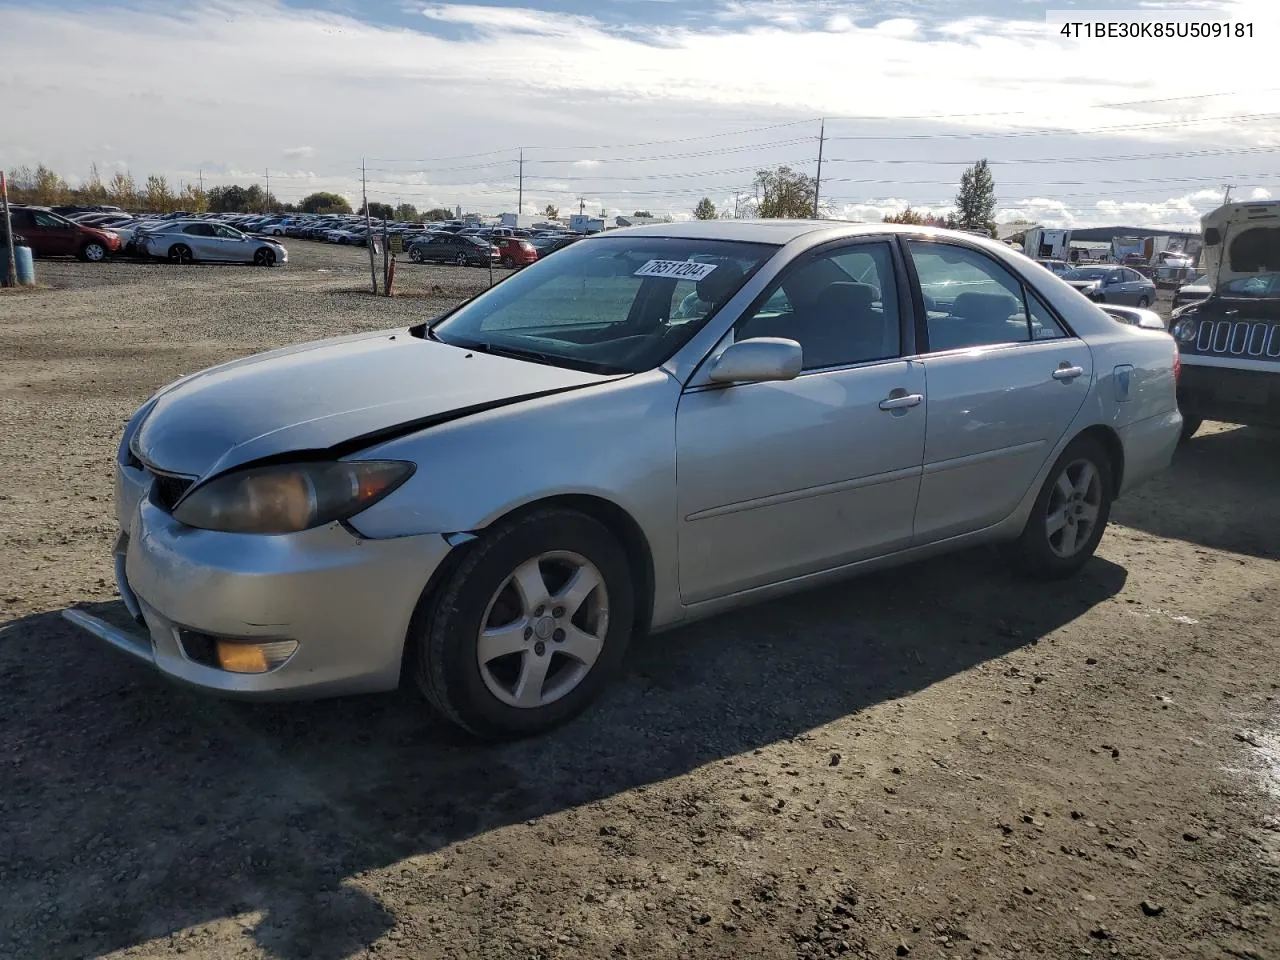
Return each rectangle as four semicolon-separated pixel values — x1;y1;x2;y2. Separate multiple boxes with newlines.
878;393;923;411
1052;364;1085;381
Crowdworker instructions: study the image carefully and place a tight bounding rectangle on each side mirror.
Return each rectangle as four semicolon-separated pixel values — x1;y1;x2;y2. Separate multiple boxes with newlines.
708;337;803;384
1137;313;1166;331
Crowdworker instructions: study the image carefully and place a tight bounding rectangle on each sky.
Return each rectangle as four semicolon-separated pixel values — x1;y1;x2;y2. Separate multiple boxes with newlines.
1;0;1278;228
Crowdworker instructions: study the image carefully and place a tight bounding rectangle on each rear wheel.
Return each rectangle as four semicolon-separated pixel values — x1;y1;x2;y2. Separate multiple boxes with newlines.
1137;296;1150;308
79;241;107;262
410;247;424;263
168;244;193;265
253;247;276;267
1003;435;1113;580
1179;415;1202;444
411;508;635;739
500;255;514;268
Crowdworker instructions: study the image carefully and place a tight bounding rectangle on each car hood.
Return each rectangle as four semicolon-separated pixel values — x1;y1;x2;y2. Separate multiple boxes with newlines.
133;329;622;479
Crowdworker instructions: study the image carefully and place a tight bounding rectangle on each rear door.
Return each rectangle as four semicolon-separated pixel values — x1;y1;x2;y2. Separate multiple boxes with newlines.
29;210;77;256
903;237;1094;543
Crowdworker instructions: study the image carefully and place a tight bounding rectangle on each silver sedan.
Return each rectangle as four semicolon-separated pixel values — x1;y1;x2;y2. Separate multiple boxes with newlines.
66;221;1182;738
140;220;288;266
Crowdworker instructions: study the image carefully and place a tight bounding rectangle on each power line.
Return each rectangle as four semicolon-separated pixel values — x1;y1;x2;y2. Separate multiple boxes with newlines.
824;112;1280;142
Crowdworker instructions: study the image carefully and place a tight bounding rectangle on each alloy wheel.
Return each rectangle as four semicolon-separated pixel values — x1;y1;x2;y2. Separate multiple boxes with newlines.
1045;458;1102;559
476;551;610;709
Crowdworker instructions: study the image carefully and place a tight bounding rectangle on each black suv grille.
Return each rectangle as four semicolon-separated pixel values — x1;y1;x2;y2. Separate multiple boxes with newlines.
1193;319;1280;359
149;472;195;512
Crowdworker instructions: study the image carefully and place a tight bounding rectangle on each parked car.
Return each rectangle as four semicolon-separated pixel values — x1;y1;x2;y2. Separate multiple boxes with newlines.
531;234;582;258
493;237;538;268
1168;200;1280;441
66;221;1181;739
1035;259;1073;277
5;205;122;261
408;233;499;266
139;220;288;266
1060;265;1157;306
1171;272;1211;311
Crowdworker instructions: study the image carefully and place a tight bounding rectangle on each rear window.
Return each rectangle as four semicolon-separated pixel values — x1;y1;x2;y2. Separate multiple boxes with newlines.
1228;226;1280;273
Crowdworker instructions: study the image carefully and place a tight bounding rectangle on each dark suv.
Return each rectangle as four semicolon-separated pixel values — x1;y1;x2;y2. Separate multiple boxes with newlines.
407;233;499;266
6;205;122;261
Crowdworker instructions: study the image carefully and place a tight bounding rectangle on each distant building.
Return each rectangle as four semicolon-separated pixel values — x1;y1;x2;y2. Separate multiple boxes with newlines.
614;215;669;227
569;214;606;234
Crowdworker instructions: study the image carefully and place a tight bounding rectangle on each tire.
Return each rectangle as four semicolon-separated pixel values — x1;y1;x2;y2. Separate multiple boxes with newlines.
410;247;424;263
1137;296;1150;308
79;241;107;263
500;255;514;268
1179;415;1202;444
168;244;193;265
1002;435;1113;580
253;247;276;267
455;252;468;267
411;508;636;739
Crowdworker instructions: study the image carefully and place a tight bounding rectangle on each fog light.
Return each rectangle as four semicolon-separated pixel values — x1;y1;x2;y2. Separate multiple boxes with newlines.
215;639;299;674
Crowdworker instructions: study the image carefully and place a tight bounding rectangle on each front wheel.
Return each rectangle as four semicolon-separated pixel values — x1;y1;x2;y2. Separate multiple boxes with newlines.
79;241;107;262
454;252;468;267
410;247;424;263
411;508;635;739
1002;435;1113;580
253;247;276;267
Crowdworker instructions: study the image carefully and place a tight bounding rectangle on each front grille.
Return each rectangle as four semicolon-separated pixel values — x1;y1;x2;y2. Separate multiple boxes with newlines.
1193;319;1280;359
149;471;195;512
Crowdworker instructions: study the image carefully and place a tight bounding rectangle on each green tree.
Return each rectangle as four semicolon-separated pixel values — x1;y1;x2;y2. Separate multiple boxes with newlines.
544;203;559;219
179;183;208;213
632;210;652;218
393;203;418;221
144;174;175;212
107;170;137;209
359;201;394;219
753;165;815;219
883;207;928;225
693;197;717;220
422;207;453;222
954;159;996;233
299;191;352;215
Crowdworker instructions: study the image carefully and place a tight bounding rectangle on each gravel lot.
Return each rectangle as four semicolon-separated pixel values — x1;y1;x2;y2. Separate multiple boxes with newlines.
1;241;1278;960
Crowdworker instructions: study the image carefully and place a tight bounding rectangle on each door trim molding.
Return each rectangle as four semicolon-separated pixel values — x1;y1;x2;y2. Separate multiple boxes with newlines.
922;439;1046;476
685;464;921;522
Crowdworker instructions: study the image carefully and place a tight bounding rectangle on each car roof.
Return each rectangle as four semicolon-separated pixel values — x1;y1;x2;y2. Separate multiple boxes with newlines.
607;219;1000;246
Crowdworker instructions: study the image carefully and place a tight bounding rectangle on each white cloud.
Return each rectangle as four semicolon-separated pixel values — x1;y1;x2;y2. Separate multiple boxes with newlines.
1251;187;1272;200
0;0;1275;221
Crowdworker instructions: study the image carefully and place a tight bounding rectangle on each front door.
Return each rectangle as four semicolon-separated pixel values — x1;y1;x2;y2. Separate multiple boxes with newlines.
902;237;1094;542
675;238;926;604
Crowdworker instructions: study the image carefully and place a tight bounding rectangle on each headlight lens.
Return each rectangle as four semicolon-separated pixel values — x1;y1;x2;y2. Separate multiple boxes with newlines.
172;460;414;534
1170;316;1199;343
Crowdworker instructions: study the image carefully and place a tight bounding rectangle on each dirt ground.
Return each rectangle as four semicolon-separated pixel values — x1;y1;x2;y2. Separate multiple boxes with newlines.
1;242;1278;960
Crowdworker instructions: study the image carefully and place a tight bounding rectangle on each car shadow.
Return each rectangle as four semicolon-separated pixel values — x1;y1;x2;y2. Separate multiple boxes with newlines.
0;550;1126;960
1110;424;1280;559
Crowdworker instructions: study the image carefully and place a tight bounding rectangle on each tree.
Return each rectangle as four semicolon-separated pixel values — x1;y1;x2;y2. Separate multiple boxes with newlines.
107;170;137;209
544;204;559;219
632;210;652;218
423;207;452;222
359;201;394;220
144;174;175;212
954;159;997;233
82;164;108;204
883;207;927;225
179;184;208;214
753;165;815;219
693;197;717;220
32;164;69;205
299;191;352;215
393;203;418;222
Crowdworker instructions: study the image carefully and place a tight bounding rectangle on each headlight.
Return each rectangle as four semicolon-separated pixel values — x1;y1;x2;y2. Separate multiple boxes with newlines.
172;460;415;534
1170;316;1199;343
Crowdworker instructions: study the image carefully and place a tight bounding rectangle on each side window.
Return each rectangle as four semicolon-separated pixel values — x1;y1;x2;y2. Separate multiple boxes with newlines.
735;241;902;371
182;223;214;236
907;241;1032;351
32;211;63;227
1027;290;1068;341
214;226;241;239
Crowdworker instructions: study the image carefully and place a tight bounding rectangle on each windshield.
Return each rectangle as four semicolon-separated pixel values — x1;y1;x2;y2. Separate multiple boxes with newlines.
1063;267;1109;281
429;236;776;374
1221;273;1280;297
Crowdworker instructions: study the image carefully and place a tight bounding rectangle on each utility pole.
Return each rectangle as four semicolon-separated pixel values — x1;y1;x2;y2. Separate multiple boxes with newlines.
363;159;377;294
198;169;204;193
517;149;524;216
264;168;270;213
2;170;17;288
578;196;586;215
813;118;826;219
733;191;742;219
1223;184;1234;204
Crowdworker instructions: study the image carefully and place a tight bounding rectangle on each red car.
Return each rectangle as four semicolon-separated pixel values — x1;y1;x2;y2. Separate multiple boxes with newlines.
5;205;122;262
493;237;538;268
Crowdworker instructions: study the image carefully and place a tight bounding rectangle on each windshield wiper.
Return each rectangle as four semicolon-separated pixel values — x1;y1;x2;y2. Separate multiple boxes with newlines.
467;341;553;364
